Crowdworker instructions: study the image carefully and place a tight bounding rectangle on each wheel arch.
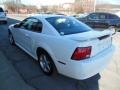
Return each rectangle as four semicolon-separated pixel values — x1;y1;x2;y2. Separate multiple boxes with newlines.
36;47;48;59
36;47;54;61
8;29;11;35
36;47;58;71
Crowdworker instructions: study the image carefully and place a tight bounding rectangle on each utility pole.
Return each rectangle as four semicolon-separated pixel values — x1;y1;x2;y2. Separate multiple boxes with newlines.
16;0;19;14
94;0;96;12
16;0;21;14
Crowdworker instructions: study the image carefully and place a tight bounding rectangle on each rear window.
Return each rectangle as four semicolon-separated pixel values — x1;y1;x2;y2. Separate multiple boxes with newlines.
0;8;4;12
46;16;91;35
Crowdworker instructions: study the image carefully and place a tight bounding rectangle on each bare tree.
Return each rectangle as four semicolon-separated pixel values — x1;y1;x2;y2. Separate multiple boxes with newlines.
49;5;58;13
41;6;48;13
27;5;37;13
74;3;84;14
4;1;17;13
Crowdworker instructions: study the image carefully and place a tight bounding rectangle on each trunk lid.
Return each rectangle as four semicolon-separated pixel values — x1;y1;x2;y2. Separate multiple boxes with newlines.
64;30;112;41
64;30;112;57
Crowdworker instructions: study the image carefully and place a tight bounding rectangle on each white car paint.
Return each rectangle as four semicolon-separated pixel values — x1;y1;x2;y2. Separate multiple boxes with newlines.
9;14;115;80
0;7;7;22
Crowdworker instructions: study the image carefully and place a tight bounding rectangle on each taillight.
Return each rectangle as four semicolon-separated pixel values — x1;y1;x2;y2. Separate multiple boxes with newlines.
71;46;92;60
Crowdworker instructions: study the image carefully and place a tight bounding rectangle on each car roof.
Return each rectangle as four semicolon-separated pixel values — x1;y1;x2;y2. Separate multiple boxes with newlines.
30;14;65;20
89;12;116;15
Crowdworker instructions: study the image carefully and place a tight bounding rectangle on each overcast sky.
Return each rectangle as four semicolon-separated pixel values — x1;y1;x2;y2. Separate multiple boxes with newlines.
21;0;120;6
97;0;120;4
21;0;74;6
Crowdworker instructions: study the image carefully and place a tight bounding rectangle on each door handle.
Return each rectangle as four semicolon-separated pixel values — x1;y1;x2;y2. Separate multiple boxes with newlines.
25;34;29;37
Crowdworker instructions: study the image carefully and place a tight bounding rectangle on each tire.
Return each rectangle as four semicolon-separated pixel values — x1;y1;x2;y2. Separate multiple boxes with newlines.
38;51;56;75
3;21;7;24
9;33;15;45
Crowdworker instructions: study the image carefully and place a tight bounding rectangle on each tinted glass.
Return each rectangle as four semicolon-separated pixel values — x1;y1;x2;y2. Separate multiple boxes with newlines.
20;19;32;29
46;16;91;35
26;19;38;30
31;21;43;32
99;14;107;19
0;8;4;12
88;13;99;19
108;14;119;19
20;18;42;32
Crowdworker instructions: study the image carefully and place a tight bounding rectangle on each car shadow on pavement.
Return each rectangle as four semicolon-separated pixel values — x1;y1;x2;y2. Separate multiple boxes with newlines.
0;17;100;90
76;74;100;90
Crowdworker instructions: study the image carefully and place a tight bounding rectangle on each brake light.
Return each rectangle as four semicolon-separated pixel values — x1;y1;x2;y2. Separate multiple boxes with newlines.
71;46;92;60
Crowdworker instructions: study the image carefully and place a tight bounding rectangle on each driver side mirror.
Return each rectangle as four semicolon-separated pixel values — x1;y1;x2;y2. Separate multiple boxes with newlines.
14;23;20;28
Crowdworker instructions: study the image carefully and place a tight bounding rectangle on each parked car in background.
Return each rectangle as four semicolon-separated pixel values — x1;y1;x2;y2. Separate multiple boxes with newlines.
71;13;87;18
0;7;7;24
8;14;114;80
76;12;120;29
28;12;65;17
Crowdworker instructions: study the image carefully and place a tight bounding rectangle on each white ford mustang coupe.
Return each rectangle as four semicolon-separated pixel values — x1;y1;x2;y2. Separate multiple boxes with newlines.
8;14;115;80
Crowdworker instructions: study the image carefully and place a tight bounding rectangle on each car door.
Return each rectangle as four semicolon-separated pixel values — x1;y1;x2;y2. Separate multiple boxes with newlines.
20;18;43;54
98;13;108;28
86;13;99;28
14;18;32;49
12;19;29;46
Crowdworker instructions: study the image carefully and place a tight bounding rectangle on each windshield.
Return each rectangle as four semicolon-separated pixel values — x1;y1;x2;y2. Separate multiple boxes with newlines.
46;16;92;35
0;8;4;12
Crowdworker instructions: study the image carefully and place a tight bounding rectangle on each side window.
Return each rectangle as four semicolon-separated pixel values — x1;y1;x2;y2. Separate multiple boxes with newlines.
20;19;32;29
31;21;43;33
108;14;119;19
99;14;107;19
20;18;43;33
88;13;99;20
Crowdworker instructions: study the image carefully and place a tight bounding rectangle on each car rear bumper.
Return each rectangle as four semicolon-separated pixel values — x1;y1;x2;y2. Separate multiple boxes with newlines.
58;45;115;80
0;17;7;21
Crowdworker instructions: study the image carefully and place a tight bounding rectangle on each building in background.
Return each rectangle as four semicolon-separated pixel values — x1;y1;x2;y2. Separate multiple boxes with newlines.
0;0;21;4
96;4;120;13
75;0;95;12
62;3;74;14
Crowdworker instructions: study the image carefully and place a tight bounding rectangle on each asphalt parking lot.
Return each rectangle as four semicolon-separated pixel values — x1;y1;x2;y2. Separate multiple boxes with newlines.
0;16;120;90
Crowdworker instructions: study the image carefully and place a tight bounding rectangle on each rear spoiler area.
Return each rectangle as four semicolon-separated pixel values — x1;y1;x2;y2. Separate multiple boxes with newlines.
98;35;110;40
